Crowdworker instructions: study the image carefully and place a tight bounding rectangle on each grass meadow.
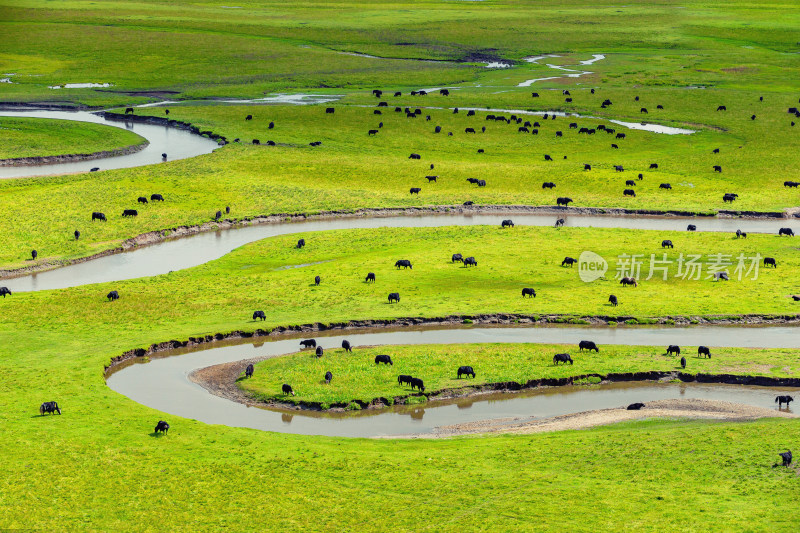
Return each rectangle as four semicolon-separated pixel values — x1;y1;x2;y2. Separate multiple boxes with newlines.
1;0;799;529
242;342;800;407
0;117;146;159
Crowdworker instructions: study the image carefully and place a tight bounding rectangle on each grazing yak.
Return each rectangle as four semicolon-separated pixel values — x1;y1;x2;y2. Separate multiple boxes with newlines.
723;193;737;203
214;210;222;221
122;209;138;217
410;187;421;195
584;164;592;171
410;377;425;391
0;287;11;298
619;277;638;287
245;114;253;120
649;163;659;169
776;395;794;409
368;129;378;135
39;401;61;415
698;346;711;358
107;290;120;301
388;292;400;303
717;105;726;111
667;345;681;356
626;180;636;187
555;218;565;228
521;288;536;298
542;182;556;189
553;353;573;365
713;165;722;172
662;240;673;249
778;451;793;467
154;421;170;434
614;165;624;172
409;153;421;160
660;183;672;190
342;340;352;352
325;371;333;384
314;275;321;286
31;250;37;260
365;272;376;283
282;384;295;396
608;294;618;306
426;176;438;182
764;257;777;268
466;127;476;134
326;107;335;114
315;346;324;357
561;257;577;267
784;181;799;188
375;354;393;365
90;167;100;172
398;375;413;387
623;189;636;197
579;340;599;352
778;228;795;236
616;133;626;139
557;197;573;207
245;364;254;378
687;225;697;231
395;260;412;269
464;201;474;206
463;257;477;267
92;212;107;222
477;179;486;187
544;154;553;161
138;196;148;204
252;310;266;321
125;107;134;114
501;219;515;228
300;339;317;348
457;366;476;379
452;253;464;263
627;403;645;410
681;356;687;369
297;239;306;249
434;126;442;133
150;194;164;202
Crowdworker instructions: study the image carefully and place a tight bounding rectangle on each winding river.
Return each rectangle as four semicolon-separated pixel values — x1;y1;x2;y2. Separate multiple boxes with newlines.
106;325;799;437
3;108;797;437
0;109;219;178
5;211;798;293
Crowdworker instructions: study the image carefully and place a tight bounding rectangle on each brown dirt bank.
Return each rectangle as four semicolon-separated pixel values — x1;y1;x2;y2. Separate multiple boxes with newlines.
0;141;149;167
96;111;229;146
427;399;798;438
2;204;795;279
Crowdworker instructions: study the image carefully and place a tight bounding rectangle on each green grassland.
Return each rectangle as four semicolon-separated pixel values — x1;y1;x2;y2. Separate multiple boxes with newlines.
0;117;146;160
2;0;800;529
3;226;798;337
242;342;800;407
1;100;797;270
1;0;799;104
0;226;798;529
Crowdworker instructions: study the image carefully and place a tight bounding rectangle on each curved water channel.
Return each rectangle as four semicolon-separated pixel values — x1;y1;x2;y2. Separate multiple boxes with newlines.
5;212;799;293
106;325;799;437
0;109;220;178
